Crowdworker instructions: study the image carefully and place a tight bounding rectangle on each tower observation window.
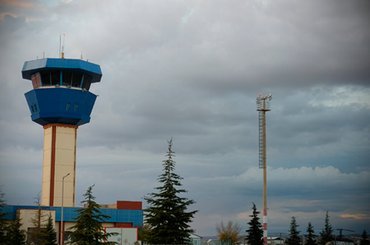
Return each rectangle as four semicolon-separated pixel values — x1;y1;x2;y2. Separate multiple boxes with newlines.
31;73;42;88
37;70;92;90
71;71;84;88
40;72;51;86
38;71;60;86
82;74;92;90
50;71;60;86
63;71;73;87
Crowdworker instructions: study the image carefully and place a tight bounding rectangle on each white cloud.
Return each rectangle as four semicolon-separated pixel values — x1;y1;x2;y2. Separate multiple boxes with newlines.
309;86;370;109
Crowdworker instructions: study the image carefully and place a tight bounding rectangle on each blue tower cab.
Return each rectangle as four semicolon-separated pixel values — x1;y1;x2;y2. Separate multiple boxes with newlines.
22;58;102;126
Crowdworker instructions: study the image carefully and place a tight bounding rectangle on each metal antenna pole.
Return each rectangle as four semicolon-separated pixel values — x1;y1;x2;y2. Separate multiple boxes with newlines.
257;94;271;245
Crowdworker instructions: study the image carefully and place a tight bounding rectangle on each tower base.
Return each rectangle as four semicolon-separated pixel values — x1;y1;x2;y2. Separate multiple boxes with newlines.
41;124;77;207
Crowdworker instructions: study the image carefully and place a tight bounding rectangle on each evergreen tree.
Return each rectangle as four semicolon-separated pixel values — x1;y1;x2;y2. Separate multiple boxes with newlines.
319;211;333;245
286;216;300;245
360;230;369;245
69;185;115;245
145;139;197;244
43;214;57;245
305;222;316;245
246;203;263;245
216;221;241;245
0;191;8;244
5;216;26;245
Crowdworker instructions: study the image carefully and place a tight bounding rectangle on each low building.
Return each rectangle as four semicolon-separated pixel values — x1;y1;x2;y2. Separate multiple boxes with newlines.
190;233;202;245
1;200;143;244
267;237;285;245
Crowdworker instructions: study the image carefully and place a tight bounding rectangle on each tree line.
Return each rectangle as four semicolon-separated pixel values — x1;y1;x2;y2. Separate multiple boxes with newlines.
284;212;369;245
216;209;369;245
1;140;369;245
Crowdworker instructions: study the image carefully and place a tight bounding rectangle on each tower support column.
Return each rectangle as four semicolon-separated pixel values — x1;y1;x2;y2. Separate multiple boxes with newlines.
41;124;77;207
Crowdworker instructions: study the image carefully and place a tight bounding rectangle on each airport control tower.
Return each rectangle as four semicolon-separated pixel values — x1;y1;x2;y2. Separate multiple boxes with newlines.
22;56;102;207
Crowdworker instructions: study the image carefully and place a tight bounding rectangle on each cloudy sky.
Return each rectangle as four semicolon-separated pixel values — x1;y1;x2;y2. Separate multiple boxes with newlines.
0;0;369;236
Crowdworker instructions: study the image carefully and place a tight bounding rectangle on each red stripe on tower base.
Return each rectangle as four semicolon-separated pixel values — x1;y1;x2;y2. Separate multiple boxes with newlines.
73;126;77;206
49;125;56;206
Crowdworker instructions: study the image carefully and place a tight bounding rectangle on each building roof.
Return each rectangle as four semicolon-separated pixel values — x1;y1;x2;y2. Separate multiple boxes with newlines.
22;58;102;83
1;205;143;227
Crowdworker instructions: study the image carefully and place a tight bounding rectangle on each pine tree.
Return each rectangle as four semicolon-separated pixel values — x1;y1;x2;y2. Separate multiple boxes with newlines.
319;211;333;245
306;222;316;245
360;230;369;245
145;139;197;244
69;185;115;245
43;214;57;245
5;216;26;245
0;191;8;244
246;203;263;245
217;221;241;245
286;216;300;245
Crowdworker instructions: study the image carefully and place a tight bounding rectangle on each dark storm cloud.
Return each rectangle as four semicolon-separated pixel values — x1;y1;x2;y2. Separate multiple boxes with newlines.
1;0;369;236
162;0;370;93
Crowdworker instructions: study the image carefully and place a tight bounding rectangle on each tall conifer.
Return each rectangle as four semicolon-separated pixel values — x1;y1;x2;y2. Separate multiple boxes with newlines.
5;216;26;245
246;203;263;245
69;185;115;245
0;191;7;244
286;216;300;245
319;211;334;245
43;214;57;245
145;139;197;244
360;230;369;245
306;222;317;245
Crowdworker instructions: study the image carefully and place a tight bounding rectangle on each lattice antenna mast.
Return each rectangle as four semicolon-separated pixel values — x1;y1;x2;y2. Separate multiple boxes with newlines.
257;94;271;168
256;94;272;245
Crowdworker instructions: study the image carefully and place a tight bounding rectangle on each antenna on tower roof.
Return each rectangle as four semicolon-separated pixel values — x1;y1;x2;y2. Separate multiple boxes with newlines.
59;33;65;58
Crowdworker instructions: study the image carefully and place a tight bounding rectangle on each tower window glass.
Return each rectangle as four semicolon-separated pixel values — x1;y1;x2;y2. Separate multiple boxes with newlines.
31;73;42;89
74;104;79;112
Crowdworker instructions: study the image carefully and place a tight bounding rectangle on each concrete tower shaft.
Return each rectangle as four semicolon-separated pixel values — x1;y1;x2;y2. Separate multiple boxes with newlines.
42;124;77;207
22;57;102;207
